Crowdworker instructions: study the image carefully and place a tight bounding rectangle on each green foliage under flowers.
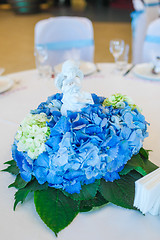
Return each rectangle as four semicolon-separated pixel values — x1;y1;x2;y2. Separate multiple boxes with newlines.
2;148;158;236
120;148;158;176
62;179;100;201
34;188;79;237
2;160;19;175
99;171;142;210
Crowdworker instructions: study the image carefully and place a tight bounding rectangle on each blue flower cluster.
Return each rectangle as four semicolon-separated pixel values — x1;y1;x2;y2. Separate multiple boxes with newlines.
12;93;148;194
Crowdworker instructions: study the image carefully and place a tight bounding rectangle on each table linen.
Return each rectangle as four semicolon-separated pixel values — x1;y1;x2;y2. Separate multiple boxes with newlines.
1;63;160;240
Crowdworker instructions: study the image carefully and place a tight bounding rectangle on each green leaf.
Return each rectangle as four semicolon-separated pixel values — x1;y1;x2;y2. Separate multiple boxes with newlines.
139;148;149;159
79;202;92;212
2;160;19;175
13;178;48;210
9;174;28;189
34;188;79;236
99;170;142;210
14;188;30;210
142;158;158;174
4;160;16;165
91;191;109;208
25;178;48;192
80;191;108;212
120;164;146;176
62;180;100;201
120;149;158;176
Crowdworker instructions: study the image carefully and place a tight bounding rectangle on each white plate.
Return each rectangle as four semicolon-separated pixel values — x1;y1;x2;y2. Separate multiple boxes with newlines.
54;61;97;76
133;63;160;81
0;76;14;93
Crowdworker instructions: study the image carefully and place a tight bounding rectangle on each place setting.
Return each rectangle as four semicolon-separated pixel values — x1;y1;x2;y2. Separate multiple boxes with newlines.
35;44;99;80
109;39;160;82
0;76;14;94
0;68;14;94
0;67;27;96
54;60;97;76
122;57;160;83
133;57;160;81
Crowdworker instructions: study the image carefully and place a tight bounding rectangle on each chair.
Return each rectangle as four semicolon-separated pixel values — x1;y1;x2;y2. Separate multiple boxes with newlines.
34;16;94;68
131;0;160;64
142;18;160;62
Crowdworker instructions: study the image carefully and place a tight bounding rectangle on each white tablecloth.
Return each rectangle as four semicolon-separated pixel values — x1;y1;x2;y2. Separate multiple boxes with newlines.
1;63;160;240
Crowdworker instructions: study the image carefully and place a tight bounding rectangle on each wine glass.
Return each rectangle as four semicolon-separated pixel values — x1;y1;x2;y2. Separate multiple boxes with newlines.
116;44;129;71
109;39;125;67
34;45;52;79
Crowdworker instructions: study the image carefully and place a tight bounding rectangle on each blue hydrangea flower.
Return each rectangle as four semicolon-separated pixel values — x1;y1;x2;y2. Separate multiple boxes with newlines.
12;94;149;194
12;142;33;182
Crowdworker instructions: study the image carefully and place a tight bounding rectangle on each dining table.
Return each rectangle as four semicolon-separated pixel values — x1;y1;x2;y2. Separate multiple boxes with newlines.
0;63;160;240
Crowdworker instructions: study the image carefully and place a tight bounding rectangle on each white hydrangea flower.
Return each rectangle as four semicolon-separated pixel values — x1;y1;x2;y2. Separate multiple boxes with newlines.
15;113;50;160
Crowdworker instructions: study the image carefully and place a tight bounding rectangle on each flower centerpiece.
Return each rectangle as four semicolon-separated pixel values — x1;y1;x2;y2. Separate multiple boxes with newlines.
2;60;159;236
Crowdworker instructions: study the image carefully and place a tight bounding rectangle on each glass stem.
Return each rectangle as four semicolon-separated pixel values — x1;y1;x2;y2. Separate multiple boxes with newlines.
114;57;118;63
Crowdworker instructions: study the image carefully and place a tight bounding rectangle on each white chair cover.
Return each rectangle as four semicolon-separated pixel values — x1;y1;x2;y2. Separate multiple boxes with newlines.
131;0;160;64
34;16;94;68
142;18;160;62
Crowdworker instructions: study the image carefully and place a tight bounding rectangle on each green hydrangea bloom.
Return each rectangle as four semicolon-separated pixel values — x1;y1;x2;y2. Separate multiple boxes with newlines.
103;93;141;112
15;113;50;160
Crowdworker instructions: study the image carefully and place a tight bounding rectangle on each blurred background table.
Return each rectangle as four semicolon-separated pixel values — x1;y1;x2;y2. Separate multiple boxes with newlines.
0;0;132;74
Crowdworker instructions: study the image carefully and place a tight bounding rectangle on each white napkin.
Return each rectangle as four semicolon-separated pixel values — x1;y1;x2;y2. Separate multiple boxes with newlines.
134;168;160;215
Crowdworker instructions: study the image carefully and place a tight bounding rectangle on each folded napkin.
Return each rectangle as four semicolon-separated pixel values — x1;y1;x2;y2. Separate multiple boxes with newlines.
134;168;160;215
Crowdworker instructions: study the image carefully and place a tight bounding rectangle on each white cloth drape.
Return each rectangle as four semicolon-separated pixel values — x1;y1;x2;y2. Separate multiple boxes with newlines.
142;18;160;62
132;0;160;63
34;16;94;68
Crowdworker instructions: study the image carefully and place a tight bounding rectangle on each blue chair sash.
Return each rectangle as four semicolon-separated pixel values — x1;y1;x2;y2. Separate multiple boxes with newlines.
144;2;160;7
36;39;94;51
131;10;144;38
145;35;160;43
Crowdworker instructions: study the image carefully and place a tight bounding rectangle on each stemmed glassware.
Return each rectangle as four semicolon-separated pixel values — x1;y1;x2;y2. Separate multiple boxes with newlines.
34;45;52;79
109;39;125;70
35;45;48;73
116;44;129;71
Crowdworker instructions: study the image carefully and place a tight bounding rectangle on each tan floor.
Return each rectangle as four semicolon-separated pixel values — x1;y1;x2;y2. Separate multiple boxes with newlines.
0;7;132;74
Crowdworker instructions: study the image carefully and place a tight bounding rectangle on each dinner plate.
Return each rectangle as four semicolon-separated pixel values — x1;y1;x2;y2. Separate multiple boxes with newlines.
133;63;160;81
0;76;14;93
54;61;97;76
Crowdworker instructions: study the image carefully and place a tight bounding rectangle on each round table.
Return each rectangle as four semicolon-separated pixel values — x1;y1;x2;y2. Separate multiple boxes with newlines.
0;64;160;240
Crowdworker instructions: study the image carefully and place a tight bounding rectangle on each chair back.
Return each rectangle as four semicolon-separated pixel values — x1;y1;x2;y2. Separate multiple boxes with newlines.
142;18;160;62
131;0;160;64
34;16;94;68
